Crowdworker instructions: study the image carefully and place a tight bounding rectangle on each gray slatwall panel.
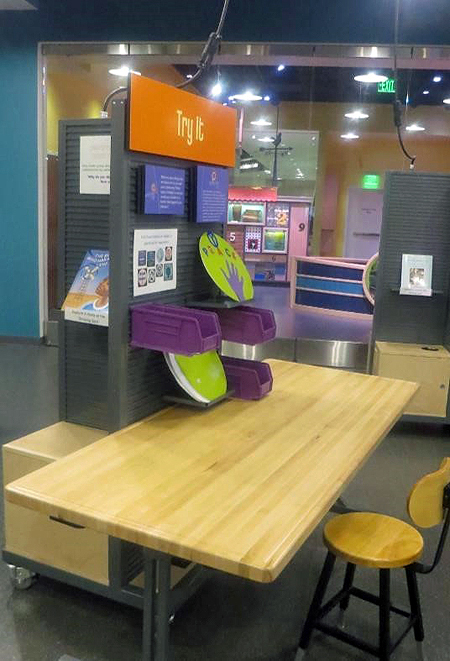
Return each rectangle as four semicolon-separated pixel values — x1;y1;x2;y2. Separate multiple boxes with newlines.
124;159;223;426
373;171;450;345
59;120;111;429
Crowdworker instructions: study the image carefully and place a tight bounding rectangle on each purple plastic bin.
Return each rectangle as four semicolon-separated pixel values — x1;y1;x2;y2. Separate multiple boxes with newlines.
221;356;273;400
131;304;221;355
210;306;276;345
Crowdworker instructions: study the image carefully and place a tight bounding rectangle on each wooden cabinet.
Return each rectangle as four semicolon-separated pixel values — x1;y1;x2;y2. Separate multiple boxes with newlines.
3;422;109;584
373;342;450;418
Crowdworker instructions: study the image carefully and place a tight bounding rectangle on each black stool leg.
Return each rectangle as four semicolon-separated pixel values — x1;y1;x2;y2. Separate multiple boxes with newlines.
405;566;425;642
340;563;356;611
299;552;336;650
379;569;391;661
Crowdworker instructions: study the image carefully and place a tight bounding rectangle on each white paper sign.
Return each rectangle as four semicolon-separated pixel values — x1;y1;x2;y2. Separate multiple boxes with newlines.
400;254;433;297
133;228;178;297
79;135;111;194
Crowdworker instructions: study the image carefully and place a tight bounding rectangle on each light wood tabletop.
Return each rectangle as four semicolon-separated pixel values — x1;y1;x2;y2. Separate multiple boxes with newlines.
5;360;417;583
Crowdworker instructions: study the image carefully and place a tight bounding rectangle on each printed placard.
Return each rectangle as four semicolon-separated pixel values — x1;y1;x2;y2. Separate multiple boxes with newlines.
79;135;111;194
142;165;186;215
133;228;177;297
196;165;229;223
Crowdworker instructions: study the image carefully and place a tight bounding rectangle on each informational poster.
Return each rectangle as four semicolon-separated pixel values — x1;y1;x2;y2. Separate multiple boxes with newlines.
228;202;265;224
196;165;229;223
142;165;186;215
244;226;262;253
79;135;111;195
133;228;177;297
63;250;109;326
266;202;290;228
400;254;433;296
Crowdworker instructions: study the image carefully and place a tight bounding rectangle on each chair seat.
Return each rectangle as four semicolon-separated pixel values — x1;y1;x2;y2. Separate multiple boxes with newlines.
324;512;423;569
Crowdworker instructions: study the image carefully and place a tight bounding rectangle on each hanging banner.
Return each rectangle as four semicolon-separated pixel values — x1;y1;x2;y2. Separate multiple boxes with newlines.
128;74;236;167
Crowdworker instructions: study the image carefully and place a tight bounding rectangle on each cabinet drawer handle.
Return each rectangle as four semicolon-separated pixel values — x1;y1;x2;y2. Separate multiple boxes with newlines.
49;516;85;530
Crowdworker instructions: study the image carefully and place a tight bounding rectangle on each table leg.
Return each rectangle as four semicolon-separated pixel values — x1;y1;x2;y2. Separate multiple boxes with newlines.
330;497;358;515
142;549;172;661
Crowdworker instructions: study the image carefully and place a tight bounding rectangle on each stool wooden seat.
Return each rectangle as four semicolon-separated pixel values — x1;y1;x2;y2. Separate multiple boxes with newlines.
324;512;424;569
299;458;450;661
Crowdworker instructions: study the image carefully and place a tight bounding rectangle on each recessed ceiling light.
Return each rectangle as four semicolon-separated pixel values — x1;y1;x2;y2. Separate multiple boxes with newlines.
229;91;263;102
277;177;283;180
251;118;272;126
433;75;442;83
264;95;271;101
444;98;450;104
354;72;388;84
345;110;369;120
423;90;430;95
240;162;259;170
277;65;285;72
341;132;360;140
252;134;256;139
210;82;223;97
109;66;141;77
405;123;425;132
258;136;274;143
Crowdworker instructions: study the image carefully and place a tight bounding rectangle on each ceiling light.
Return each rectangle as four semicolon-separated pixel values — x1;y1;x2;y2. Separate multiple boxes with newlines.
264;169;271;174
222;102;227;106
264;95;271;101
444;98;450;104
277;177;283;180
251;118;272;126
109;66;141;77
354;72;388;84
433;75;442;83
277;65;285;72
186;74;193;79
240;162;259;170
210;82;223;97
229;91;262;102
251;134;256;139
345;110;369;120
258;136;274;143
423;90;430;95
405;123;425;132
341;132;359;140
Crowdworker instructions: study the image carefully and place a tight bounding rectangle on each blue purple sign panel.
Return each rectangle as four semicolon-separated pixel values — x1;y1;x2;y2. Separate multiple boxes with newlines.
143;165;186;215
196;165;229;223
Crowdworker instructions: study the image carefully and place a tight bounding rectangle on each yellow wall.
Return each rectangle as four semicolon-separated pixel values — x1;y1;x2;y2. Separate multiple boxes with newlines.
47;72;109;153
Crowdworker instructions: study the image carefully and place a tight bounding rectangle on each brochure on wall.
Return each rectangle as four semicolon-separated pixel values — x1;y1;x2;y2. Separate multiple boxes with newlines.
400;254;433;296
228;201;265;224
139;165;186;215
133;228;177;297
79;135;111;195
266;202;290;227
195;165;229;223
63;250;109;326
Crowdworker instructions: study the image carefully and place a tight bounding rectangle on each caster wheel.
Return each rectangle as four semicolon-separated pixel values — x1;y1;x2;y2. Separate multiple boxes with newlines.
7;564;37;590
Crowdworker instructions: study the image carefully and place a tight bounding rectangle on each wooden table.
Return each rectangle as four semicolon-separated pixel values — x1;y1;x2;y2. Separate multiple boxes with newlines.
5;360;417;660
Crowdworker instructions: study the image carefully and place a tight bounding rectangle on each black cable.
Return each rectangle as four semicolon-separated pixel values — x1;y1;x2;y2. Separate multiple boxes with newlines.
176;0;230;89
393;0;416;168
102;86;127;113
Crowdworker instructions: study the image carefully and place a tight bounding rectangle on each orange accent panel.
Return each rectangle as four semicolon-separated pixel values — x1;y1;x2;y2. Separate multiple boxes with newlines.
128;74;237;167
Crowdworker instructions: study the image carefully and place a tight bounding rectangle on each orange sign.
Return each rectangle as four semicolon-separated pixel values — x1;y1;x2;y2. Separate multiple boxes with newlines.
128;74;237;168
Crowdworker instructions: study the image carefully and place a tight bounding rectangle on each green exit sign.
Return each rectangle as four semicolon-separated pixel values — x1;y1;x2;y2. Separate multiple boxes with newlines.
377;79;396;93
362;174;381;190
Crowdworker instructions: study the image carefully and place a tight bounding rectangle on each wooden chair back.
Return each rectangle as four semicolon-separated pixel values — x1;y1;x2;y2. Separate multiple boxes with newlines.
407;458;450;528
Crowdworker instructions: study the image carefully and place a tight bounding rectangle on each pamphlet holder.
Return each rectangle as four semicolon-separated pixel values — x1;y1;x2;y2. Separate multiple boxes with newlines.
131;303;221;355
221;357;273;400
212;306;276;345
